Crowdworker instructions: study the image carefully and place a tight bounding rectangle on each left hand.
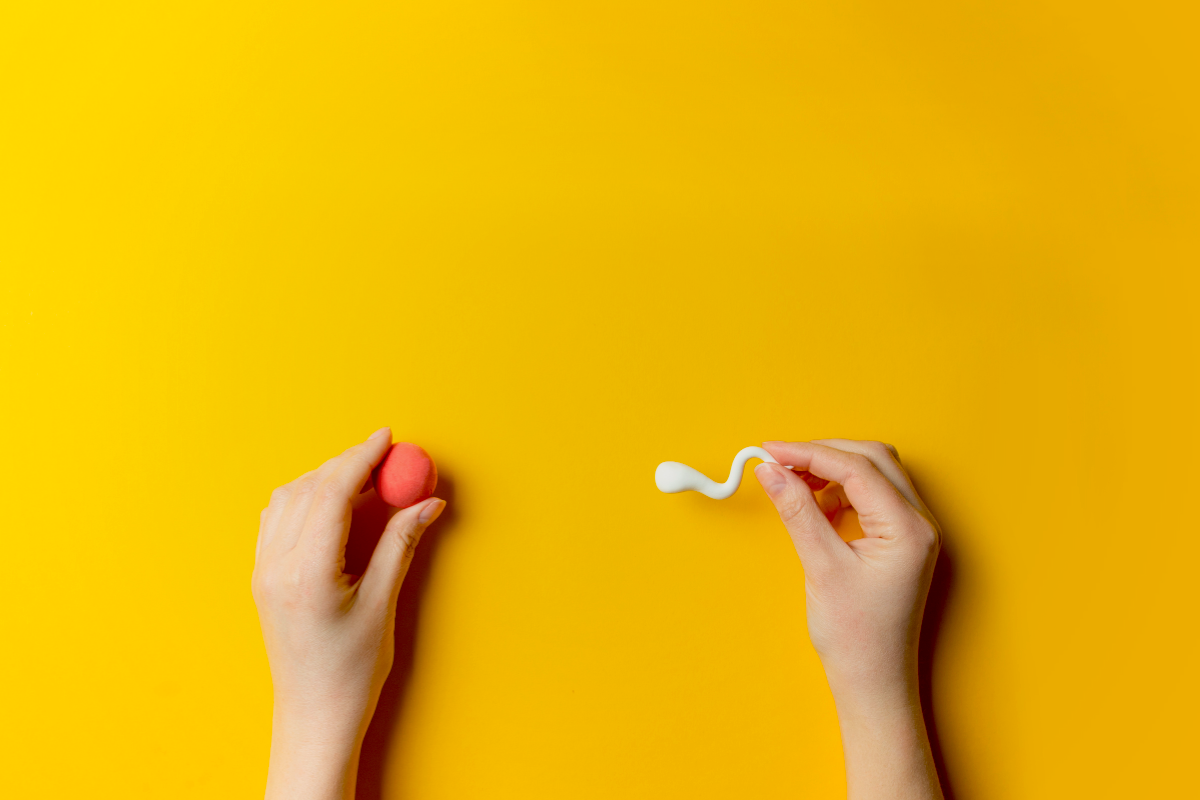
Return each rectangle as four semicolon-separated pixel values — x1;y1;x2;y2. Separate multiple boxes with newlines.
252;427;445;800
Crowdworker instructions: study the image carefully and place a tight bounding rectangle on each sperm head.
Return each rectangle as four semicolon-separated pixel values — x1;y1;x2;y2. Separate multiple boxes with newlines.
655;461;707;494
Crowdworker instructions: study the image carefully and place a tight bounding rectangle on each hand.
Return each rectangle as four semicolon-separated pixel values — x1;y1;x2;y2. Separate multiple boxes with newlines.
754;439;943;800
252;428;445;800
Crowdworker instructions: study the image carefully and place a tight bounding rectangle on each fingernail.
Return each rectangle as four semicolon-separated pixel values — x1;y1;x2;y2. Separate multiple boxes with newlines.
755;463;787;497
762;440;783;444
369;426;391;441
418;498;445;525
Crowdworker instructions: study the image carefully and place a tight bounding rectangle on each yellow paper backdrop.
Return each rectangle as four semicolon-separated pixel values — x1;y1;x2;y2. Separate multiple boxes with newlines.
1;1;1196;798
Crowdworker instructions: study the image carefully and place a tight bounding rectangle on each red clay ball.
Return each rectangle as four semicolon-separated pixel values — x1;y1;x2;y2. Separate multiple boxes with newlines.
372;442;438;508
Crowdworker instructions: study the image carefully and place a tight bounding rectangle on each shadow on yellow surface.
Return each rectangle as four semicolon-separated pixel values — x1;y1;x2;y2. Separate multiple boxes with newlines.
922;549;957;799
906;464;958;799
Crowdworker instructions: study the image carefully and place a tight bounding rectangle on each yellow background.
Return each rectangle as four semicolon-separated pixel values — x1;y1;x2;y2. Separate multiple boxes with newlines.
2;1;1197;797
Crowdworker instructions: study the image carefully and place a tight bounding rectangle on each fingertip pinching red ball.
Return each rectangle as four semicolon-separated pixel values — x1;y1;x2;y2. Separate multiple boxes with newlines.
372;442;438;508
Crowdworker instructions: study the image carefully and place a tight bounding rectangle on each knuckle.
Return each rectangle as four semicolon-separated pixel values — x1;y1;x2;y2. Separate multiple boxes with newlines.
293;474;319;496
399;531;421;561
865;441;893;458
387;516;422;558
777;495;818;530
250;568;273;603
776;496;805;525
845;452;872;476
911;519;940;551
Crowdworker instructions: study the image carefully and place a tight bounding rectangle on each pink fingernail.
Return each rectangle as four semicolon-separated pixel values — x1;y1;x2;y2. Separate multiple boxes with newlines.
370;426;391;441
418;498;445;525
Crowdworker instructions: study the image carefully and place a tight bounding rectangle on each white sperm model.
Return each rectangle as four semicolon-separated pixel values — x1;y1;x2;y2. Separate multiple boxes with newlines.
655;446;794;500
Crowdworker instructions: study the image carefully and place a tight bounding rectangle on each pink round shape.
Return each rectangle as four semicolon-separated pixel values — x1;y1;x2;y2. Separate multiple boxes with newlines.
372;442;438;508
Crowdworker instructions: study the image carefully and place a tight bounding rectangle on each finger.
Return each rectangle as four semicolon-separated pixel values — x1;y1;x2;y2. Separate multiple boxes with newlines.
810;438;931;517
753;462;848;569
275;428;390;557
255;483;295;565
815;484;847;521
359;497;445;607
299;427;395;564
761;441;914;537
272;469;321;553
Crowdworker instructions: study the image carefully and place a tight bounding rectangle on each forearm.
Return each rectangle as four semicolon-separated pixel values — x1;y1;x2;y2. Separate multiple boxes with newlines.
830;677;942;800
265;705;368;800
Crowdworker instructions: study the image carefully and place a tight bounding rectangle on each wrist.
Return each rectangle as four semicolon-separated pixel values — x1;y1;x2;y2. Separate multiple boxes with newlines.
270;670;378;728
821;651;915;707
273;703;367;746
266;680;379;800
266;703;367;800
823;669;941;800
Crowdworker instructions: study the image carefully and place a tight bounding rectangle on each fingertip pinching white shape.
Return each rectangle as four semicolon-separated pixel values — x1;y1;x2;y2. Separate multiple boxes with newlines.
655;446;782;500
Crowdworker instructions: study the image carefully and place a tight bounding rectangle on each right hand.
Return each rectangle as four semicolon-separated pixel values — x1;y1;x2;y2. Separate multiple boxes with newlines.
754;439;940;693
754;439;944;800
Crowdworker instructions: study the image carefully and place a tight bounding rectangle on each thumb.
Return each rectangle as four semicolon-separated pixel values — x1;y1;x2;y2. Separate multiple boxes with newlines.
359;497;445;607
754;463;846;569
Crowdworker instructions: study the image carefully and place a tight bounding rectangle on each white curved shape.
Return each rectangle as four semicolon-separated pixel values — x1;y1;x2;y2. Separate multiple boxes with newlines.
655;446;785;500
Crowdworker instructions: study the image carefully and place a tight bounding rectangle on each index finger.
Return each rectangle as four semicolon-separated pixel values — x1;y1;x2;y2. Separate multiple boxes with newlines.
761;441;914;536
298;427;395;561
810;438;932;519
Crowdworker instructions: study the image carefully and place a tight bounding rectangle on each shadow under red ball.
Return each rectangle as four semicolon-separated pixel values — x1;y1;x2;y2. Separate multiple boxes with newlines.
372;442;438;508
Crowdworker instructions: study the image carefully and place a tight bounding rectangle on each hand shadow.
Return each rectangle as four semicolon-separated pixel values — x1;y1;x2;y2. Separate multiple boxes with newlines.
343;473;459;800
910;466;957;800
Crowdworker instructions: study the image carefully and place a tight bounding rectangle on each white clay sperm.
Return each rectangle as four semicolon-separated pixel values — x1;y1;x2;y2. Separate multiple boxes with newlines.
655;446;794;500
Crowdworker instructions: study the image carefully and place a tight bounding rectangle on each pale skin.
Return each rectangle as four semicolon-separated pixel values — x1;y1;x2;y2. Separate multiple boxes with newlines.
254;432;943;799
253;427;445;800
755;440;944;800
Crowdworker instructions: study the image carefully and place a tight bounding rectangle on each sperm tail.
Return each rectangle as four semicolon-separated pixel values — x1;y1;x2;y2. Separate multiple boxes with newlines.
725;446;778;485
655;446;780;499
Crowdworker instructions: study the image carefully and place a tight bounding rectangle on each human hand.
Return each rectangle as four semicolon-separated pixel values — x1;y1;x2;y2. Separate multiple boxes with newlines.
252;428;445;800
754;439;943;800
